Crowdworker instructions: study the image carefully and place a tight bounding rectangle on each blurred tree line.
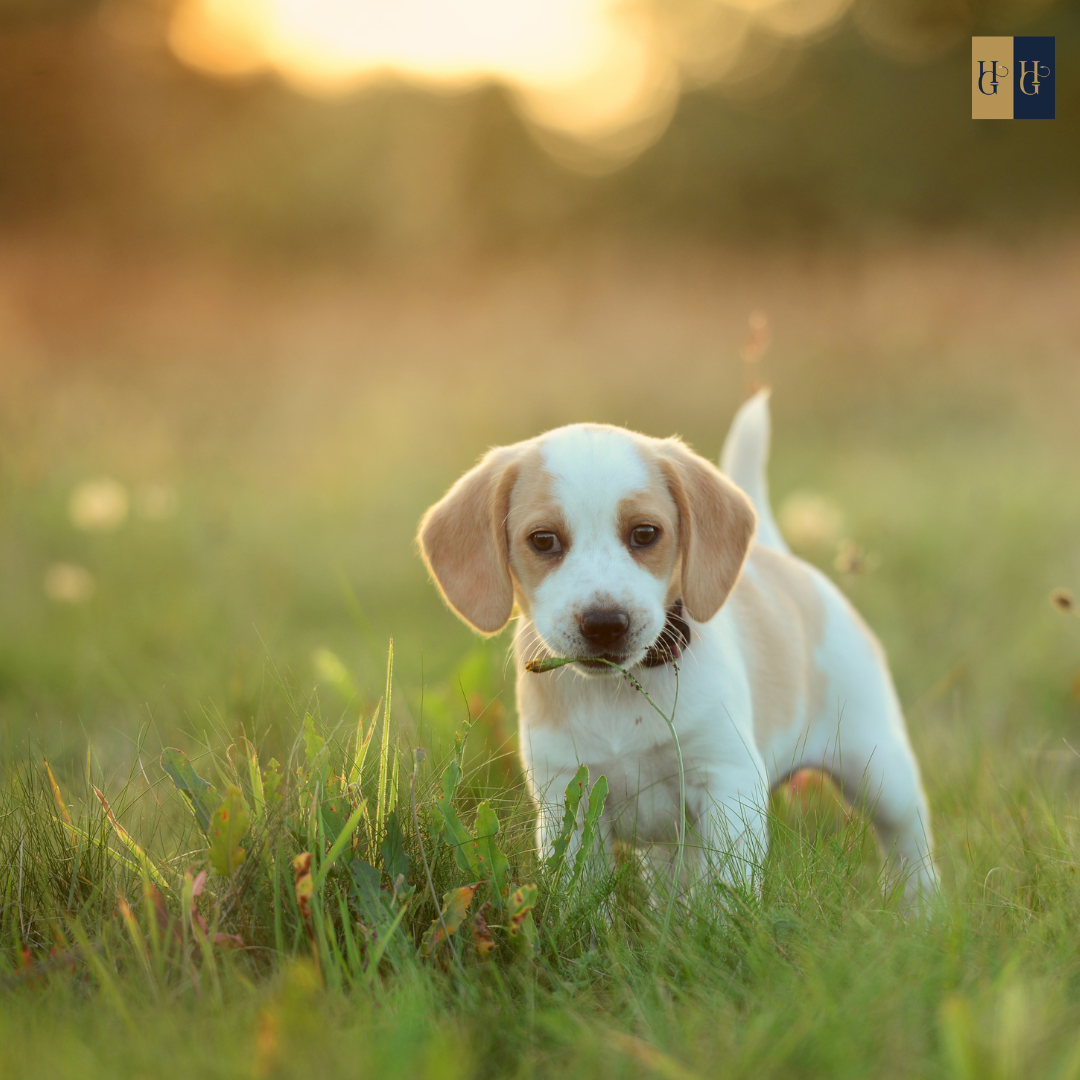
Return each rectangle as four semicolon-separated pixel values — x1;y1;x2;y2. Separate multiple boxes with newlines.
0;0;1075;257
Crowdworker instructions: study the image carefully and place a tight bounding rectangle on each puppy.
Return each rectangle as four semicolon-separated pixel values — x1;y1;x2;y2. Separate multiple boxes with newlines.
418;392;937;898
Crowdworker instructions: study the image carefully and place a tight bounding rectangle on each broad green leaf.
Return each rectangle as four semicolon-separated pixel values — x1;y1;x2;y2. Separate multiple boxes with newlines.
160;748;218;834
349;858;382;911
421;883;480;957
546;764;589;873
320;792;352;848
209;785;250;878
472;801;510;904
572;774;609;883
381;810;410;884
441;759;462;803
436;762;480;875
263;758;283;808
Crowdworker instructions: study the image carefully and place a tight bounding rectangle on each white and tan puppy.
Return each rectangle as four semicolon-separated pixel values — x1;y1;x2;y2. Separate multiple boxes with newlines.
418;392;937;898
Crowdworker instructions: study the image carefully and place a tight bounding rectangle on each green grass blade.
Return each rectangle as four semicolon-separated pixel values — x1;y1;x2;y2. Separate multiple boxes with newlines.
375;639;394;843
313;800;366;890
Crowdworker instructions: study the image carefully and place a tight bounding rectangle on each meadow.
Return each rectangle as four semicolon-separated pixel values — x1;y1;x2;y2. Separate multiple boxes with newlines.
1;236;1080;1079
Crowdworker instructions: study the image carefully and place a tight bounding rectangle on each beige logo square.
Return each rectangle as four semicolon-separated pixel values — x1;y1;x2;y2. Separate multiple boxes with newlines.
973;37;1014;119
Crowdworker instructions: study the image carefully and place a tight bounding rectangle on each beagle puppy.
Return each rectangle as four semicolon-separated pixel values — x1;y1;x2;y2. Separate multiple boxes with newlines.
418;392;937;898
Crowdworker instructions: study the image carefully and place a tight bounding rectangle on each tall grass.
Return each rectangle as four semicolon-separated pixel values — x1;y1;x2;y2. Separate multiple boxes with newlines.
4;635;1080;1079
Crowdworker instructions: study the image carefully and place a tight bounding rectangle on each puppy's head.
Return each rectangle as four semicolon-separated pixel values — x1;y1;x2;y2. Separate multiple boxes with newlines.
418;425;756;672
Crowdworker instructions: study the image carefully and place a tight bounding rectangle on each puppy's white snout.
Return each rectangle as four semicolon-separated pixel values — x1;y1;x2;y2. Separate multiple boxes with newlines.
577;606;631;651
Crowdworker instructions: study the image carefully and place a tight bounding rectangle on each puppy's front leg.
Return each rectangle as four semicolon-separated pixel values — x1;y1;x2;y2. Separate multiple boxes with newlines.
684;762;771;893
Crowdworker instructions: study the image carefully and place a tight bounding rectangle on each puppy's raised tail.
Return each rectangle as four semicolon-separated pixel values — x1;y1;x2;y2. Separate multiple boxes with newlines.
720;389;790;554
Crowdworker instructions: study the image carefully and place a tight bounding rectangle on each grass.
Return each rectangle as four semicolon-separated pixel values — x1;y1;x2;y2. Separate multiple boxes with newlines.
1;237;1080;1077
4;679;1080;1080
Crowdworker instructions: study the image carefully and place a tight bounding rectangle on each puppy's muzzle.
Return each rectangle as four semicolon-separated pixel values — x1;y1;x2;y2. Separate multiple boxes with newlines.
577;606;631;657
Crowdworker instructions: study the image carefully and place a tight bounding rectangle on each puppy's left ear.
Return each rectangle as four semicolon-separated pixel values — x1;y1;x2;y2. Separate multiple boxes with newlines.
658;439;757;623
417;446;521;635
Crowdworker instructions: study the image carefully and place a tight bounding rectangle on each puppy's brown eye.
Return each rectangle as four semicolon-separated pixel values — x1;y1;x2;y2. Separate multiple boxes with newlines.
530;531;561;555
630;525;659;548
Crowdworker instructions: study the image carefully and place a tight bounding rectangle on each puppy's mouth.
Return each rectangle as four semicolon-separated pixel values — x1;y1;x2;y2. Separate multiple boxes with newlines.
574;652;632;671
526;604;690;675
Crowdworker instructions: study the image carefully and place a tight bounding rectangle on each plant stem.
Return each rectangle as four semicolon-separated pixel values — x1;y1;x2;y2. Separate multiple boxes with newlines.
527;656;685;970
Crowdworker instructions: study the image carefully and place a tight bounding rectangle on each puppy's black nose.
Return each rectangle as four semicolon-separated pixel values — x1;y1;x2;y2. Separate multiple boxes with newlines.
579;607;630;648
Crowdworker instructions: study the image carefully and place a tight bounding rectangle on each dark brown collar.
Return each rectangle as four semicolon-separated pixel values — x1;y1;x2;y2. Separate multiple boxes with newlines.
640;601;690;668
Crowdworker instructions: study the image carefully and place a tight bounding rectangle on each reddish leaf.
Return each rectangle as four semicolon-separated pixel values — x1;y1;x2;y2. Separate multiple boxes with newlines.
293;852;314;936
471;902;495;959
421;883;481;957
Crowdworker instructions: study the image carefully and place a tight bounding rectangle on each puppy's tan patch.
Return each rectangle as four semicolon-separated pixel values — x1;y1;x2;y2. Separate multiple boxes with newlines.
616;472;680;587
728;546;828;750
654;439;757;622
417;444;523;634
506;449;567;618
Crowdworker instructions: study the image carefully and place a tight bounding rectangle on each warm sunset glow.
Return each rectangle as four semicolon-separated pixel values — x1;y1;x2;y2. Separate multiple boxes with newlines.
168;0;855;155
169;0;671;146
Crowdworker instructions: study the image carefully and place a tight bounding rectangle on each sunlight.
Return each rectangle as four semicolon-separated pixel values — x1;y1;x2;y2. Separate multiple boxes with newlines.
167;0;859;156
168;0;674;145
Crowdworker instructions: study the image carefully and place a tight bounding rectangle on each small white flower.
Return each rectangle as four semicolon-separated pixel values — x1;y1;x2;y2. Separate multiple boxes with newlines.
69;478;129;532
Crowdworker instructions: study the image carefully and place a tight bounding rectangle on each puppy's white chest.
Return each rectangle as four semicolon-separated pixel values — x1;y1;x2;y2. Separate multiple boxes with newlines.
527;696;684;843
519;662;707;841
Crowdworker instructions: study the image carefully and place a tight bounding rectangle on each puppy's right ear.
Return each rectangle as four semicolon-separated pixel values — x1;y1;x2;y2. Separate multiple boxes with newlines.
417;447;521;635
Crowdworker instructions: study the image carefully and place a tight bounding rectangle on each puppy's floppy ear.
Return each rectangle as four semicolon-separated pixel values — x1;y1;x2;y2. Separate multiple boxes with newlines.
657;439;757;623
417;447;521;635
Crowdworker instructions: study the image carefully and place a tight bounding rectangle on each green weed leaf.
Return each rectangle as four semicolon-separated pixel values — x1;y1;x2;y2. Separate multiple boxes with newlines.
436;763;479;876
209;785;250;878
381;809;411;885
547;764;589;874
572;774;609;883
349;858;382;912
507;884;538;955
160;748;218;835
263;758;283;808
472;801;510;903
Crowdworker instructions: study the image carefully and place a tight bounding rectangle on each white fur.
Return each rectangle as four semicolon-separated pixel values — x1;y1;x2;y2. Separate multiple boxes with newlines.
531;428;669;667
514;394;938;899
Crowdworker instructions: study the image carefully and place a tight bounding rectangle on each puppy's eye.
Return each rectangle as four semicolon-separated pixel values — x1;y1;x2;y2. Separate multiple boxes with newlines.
630;525;659;548
529;531;562;555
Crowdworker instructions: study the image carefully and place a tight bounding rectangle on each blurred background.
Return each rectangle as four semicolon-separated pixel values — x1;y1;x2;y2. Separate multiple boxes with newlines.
1;0;1078;780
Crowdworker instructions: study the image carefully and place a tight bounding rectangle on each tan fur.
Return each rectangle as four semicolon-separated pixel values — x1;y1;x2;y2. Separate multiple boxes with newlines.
727;546;828;752
616;477;680;585
505;449;565;618
655;440;758;622
417;445;522;634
